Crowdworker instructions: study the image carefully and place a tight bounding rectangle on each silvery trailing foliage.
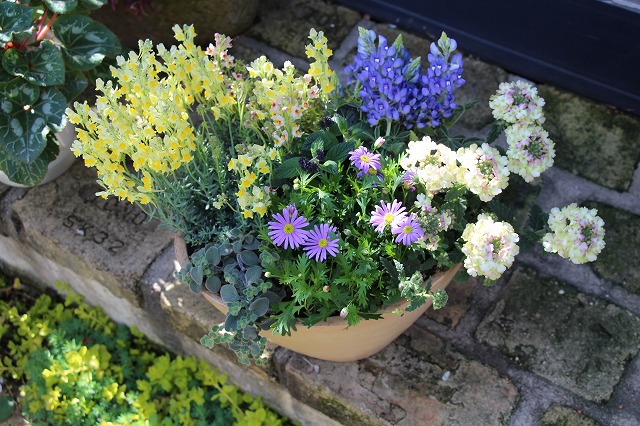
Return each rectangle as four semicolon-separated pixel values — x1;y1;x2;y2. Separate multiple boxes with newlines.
177;228;283;365
0;0;121;185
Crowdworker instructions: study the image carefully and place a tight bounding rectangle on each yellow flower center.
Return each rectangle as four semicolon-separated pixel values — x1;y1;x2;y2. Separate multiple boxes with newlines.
384;213;395;224
318;238;328;248
283;224;295;234
403;225;413;235
360;155;370;163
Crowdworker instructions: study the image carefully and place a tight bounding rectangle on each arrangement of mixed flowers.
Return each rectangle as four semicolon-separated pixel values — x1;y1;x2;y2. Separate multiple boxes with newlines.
68;25;605;364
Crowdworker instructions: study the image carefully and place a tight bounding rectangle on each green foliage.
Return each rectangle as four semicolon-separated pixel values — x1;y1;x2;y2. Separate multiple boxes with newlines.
0;0;121;185
0;274;288;425
178;229;283;365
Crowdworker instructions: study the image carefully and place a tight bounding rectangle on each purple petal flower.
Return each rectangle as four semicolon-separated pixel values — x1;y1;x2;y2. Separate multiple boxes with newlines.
369;199;407;233
268;205;309;249
302;223;340;262
391;215;424;245
402;170;417;191
349;146;382;174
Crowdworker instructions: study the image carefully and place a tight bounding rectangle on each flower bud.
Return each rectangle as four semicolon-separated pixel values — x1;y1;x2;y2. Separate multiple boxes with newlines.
323;285;330;292
374;137;386;148
339;307;348;319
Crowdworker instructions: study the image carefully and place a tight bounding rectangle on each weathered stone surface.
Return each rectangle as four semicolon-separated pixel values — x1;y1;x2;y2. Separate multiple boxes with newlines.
246;0;360;58
541;405;601;426
8;162;174;305
0;183;8;197
425;275;477;329
276;326;517;425
585;202;640;295
92;0;260;48
539;85;640;191
477;267;640;402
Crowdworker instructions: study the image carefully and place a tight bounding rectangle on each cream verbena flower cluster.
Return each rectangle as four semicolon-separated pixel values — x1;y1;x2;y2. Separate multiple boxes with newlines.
490;80;556;183
542;204;606;264
402;137;509;202
461;214;520;281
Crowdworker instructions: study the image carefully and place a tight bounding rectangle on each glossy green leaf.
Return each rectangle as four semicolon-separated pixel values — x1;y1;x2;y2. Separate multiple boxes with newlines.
80;0;109;10
0;2;34;44
0;396;15;422
2;41;65;86
43;0;78;13
0;84;66;163
272;157;301;180
0;135;58;186
325;141;355;163
53;14;121;71
57;70;88;102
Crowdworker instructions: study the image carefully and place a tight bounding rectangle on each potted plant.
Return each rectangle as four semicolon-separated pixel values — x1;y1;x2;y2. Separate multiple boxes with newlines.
68;26;605;364
0;0;121;186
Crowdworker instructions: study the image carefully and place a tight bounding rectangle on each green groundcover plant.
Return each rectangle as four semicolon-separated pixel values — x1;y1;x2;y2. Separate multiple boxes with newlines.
69;26;606;364
0;274;289;425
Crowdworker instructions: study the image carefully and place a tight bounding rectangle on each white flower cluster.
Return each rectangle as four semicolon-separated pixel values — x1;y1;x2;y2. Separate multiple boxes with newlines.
490;81;555;183
489;80;545;124
505;123;555;182
542;204;606;264
401;137;458;192
461;214;520;280
401;138;510;202
457;143;510;202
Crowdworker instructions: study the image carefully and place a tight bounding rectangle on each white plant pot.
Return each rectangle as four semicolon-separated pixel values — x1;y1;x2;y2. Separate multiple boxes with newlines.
0;119;77;187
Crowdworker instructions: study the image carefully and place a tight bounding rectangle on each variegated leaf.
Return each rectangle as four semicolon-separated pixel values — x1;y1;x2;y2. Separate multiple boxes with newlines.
2;40;66;86
0;2;34;44
0;83;66;162
43;0;78;14
79;0;109;10
52;14;121;71
0;135;58;186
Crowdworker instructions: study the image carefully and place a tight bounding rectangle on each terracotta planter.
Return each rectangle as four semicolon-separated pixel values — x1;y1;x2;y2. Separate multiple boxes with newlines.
174;235;461;362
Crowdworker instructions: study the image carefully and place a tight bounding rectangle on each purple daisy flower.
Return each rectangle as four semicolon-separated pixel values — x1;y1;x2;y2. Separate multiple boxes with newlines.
349;146;381;174
391;215;424;245
369;199;407;233
402;170;417;191
302;223;340;262
268;205;309;249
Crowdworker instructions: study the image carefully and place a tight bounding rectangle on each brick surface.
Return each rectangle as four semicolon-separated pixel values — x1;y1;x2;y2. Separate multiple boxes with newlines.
477;267;640;402
276;326;518;426
540;85;640;191
586;202;640;295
